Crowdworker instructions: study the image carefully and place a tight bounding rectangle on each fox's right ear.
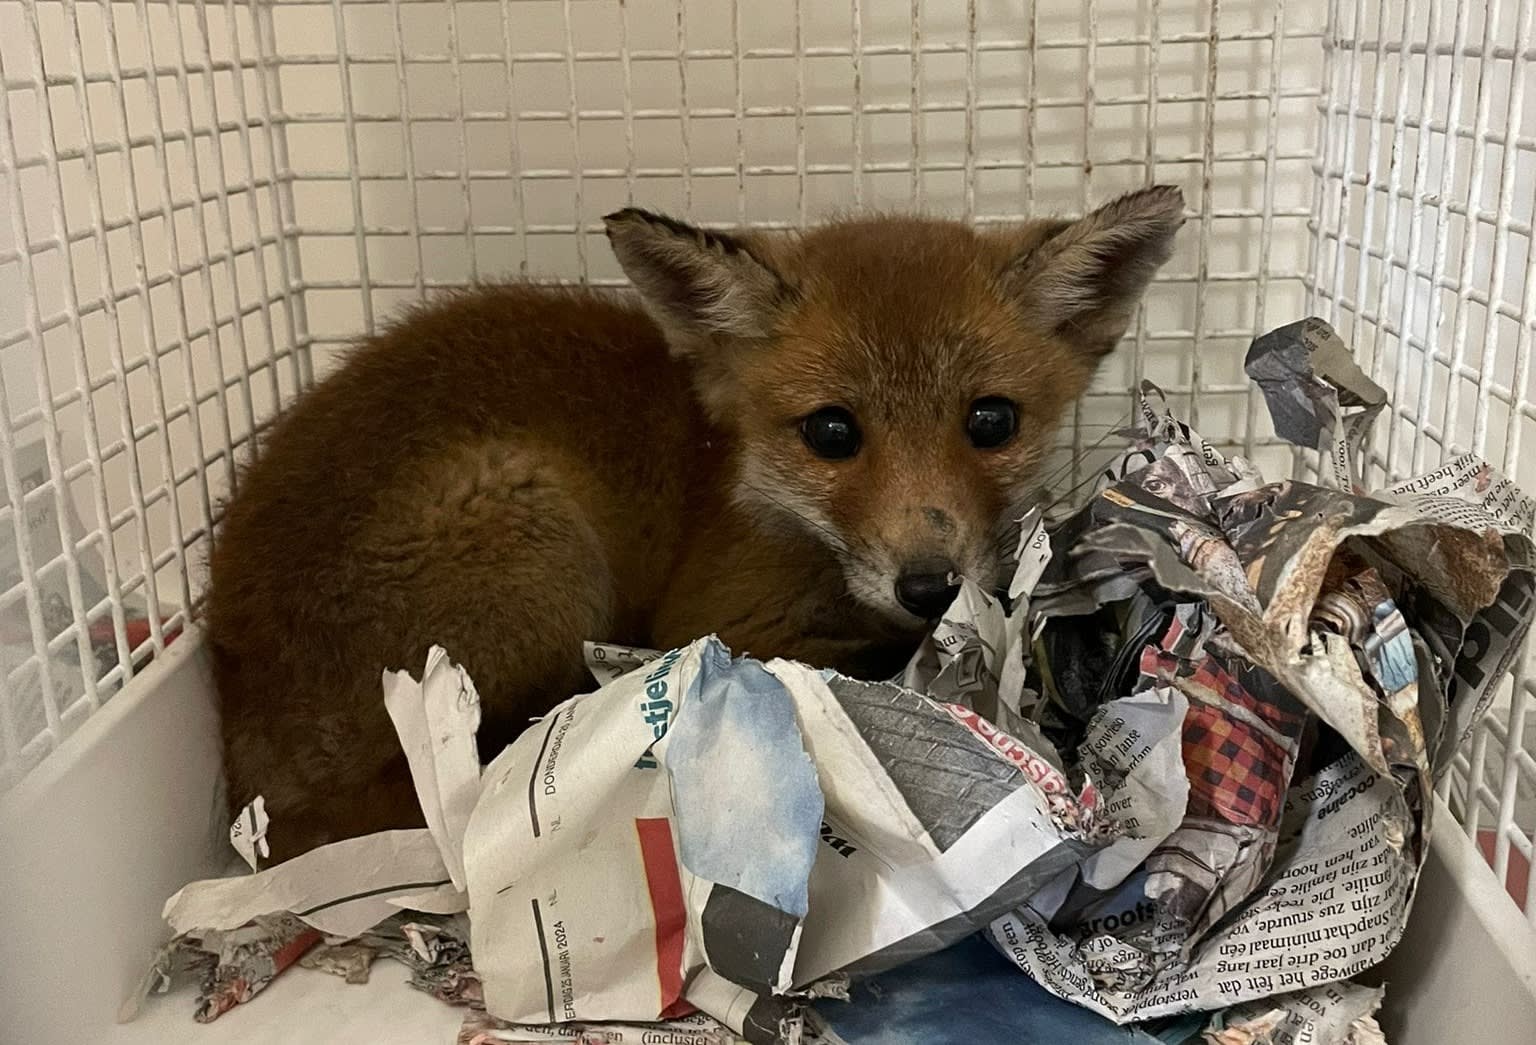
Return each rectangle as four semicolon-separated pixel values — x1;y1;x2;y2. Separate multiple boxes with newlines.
603;208;790;351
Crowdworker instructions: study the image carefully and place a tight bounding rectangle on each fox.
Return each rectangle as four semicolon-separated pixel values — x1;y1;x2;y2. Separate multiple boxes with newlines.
206;185;1185;861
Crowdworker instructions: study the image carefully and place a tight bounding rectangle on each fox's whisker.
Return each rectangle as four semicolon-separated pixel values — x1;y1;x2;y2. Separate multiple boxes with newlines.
738;481;852;552
1033;410;1135;490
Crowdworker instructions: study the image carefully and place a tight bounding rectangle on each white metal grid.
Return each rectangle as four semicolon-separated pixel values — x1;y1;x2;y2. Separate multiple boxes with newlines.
0;0;1531;915
1311;0;1536;915
0;0;302;789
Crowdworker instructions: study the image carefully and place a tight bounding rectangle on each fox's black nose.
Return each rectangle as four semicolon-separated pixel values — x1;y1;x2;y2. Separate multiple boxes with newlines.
895;560;961;618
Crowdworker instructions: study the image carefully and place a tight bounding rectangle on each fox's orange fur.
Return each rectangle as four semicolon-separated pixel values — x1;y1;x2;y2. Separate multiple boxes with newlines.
207;186;1185;860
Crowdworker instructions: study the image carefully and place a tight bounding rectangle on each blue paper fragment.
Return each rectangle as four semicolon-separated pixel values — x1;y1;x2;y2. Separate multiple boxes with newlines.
663;640;823;918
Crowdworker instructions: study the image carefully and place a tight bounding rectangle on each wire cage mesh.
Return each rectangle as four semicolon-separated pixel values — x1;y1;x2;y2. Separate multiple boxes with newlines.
0;0;1533;917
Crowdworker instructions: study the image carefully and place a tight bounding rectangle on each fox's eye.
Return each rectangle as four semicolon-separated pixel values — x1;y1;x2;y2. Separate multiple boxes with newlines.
967;397;1018;449
801;407;862;460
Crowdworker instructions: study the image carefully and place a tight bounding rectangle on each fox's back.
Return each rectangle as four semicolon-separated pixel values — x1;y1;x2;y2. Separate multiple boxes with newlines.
212;285;695;602
207;283;715;856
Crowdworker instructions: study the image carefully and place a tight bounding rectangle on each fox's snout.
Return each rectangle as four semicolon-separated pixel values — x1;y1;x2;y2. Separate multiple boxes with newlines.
893;557;962;618
841;494;1007;623
867;498;995;621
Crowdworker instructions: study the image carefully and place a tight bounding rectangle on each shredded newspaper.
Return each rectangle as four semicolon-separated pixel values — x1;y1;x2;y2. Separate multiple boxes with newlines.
130;317;1536;1043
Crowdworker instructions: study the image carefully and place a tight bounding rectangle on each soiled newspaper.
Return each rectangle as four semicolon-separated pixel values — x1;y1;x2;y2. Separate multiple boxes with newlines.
125;912;322;1023
302;913;481;1005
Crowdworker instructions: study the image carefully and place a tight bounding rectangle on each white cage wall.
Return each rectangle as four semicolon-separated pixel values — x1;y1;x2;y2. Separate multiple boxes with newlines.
0;0;1532;915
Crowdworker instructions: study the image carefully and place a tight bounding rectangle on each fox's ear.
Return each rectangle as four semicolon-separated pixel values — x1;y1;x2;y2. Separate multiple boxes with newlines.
1000;185;1184;356
604;208;790;350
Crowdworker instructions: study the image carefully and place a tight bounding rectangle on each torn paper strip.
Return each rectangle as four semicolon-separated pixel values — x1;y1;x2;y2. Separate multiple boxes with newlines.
163;829;451;939
900;577;1009;707
901;507;1053;747
384;645;483;891
229;795;270;873
460;1009;742;1045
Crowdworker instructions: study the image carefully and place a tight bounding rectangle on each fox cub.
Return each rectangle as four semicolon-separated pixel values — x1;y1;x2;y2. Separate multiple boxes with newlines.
207;185;1185;860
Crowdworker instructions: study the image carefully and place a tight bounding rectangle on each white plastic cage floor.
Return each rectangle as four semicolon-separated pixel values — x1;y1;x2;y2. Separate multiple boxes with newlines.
116;966;461;1045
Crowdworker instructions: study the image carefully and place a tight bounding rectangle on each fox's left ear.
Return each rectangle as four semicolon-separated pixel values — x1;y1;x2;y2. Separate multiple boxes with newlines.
1000;185;1185;356
603;208;790;353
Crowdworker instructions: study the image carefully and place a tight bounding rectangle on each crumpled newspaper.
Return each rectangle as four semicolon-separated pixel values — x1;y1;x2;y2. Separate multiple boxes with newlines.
123;912;322;1023
136;652;748;1043
1246;317;1386;494
466;635;1186;1043
967;318;1532;1027
1200;982;1387;1045
302;913;481;1004
459;1009;744;1045
135;317;1532;1044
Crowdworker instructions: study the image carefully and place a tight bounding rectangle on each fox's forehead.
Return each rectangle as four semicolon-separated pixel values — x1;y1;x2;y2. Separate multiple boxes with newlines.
748;323;1089;427
794;215;1007;269
780;217;1025;320
749;228;1093;420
